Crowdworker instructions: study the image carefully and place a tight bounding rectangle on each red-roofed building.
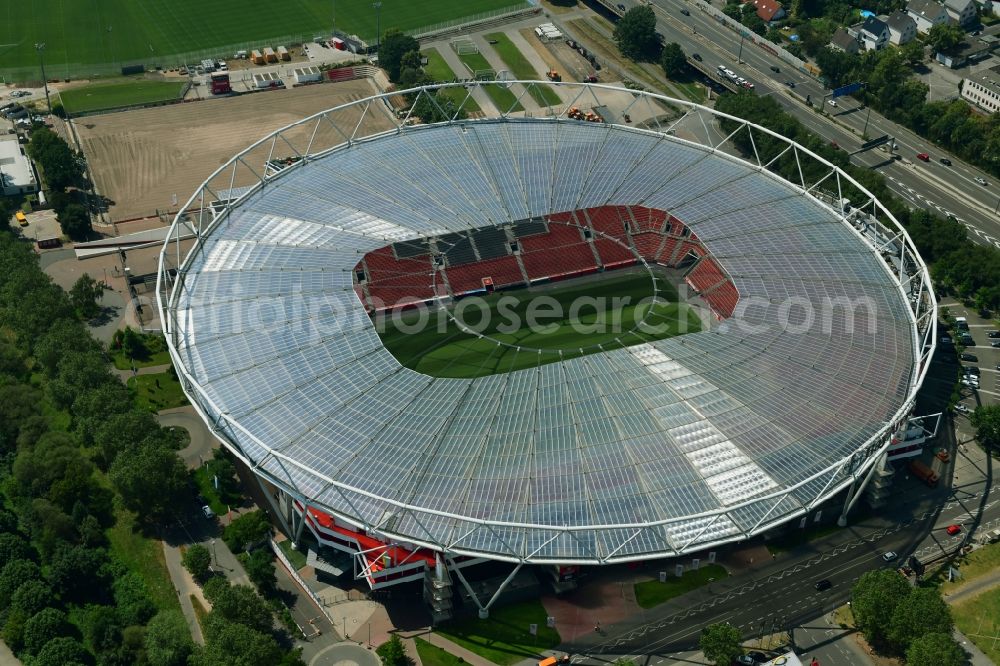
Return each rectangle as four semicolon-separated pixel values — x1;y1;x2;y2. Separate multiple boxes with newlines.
753;0;786;22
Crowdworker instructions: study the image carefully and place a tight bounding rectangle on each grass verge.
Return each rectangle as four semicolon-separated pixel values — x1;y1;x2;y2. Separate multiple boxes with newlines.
131;370;188;412
457;51;524;112
278;538;308;570
415;637;466;666
190;594;210;631
928;541;1000;593
484;32;562;107
192;466;241;516
59;79;186;114
436;600;560;665
106;508;181;613
111;332;172;369
422;48;482;114
951;589;1000;664
634;563;728;608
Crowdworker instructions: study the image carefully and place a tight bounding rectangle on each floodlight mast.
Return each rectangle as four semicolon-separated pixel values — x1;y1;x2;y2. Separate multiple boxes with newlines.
35;43;51;115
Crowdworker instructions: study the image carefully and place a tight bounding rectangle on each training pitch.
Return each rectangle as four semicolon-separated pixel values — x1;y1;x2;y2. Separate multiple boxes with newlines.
1;0;526;77
377;270;704;378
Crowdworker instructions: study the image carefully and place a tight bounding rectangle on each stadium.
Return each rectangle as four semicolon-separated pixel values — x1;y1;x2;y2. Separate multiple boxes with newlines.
157;82;935;616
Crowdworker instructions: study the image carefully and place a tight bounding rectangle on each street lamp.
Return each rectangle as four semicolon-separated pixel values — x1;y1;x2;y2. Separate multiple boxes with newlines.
738;31;747;65
210;539;217;569
35;43;51;114
373;2;382;57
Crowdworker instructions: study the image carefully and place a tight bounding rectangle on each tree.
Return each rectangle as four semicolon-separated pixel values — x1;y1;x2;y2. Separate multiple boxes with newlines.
145;610;195;666
901;39;925;66
613;6;658;60
193;619;283;666
205;448;241;503
49;544;111;604
243;548;277;593
0;533;31;569
906;631;965;666
0;559;41;607
57;203;92;240
31;636;90;666
660;42;687;80
9;580;54;617
110;442;188;520
376;634;411;666
927;23;964;55
889;586;952;649
26;127;84;192
851;569;912;645
80;603;122;655
23;607;70;655
183;544;213;581
93;409;162;470
69;273;105;319
699;622;741;666
971;404;1000;450
205;584;274;635
379;29;420;82
223;510;272;553
744;12;767;36
113;571;158;626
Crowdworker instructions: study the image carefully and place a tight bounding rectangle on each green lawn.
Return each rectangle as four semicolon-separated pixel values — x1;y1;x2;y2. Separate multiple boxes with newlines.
131;370;188;412
457;51;524;113
414;637;466;666
436;600;560;666
192;466;241;516
930;541;1000;593
59;79;187;114
278;538;308;570
377;271;702;378
1;0;528;80
422;48;482;115
634;564;728;609
483;33;561;107
111;331;172;369
106;508;182;613
952;589;1000;664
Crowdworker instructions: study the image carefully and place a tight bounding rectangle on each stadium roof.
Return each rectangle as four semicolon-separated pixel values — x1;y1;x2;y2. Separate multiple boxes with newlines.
160;83;934;564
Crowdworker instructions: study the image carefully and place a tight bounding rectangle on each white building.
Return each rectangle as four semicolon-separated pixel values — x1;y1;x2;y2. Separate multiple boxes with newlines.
907;0;950;32
0;139;38;197
886;11;918;45
849;16;890;51
962;64;1000;113
944;0;979;25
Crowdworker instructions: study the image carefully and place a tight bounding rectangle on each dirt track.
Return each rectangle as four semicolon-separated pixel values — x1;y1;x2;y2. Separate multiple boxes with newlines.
74;81;392;222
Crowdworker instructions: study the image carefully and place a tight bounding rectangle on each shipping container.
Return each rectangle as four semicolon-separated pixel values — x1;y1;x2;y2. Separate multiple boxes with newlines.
263;47;277;63
277;45;290;61
251;50;264;65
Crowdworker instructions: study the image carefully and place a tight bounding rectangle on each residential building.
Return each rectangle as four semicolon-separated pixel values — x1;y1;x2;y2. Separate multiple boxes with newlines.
961;64;1000;111
944;0;978;25
0;140;38;197
830;27;861;54
753;0;786;22
907;0;950;32
886;10;918;44
849;16;890;50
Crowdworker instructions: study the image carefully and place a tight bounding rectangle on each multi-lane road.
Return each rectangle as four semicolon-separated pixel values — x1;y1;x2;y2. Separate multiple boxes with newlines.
607;0;1000;249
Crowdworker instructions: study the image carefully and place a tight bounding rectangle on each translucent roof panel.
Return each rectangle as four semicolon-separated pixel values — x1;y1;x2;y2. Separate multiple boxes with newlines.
164;113;924;564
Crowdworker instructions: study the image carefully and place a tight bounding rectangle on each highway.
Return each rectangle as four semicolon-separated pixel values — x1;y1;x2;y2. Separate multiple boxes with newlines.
562;436;1000;663
606;0;1000;249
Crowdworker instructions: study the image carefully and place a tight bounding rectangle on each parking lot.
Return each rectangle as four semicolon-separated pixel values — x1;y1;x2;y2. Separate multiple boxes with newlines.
941;301;1000;413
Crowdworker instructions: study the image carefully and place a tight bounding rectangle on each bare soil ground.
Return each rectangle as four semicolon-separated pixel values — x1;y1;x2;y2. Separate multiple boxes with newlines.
73;80;393;222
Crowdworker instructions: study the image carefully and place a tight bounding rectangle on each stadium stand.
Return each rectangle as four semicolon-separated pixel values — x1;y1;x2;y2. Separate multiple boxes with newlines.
512;217;548;237
446;256;525;294
520;222;598;281
393;239;431;258
438;232;478;265
686;257;727;293
470;226;510;260
704;280;739;318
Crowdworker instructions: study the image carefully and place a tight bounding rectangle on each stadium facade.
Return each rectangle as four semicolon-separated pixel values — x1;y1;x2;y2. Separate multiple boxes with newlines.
158;82;935;616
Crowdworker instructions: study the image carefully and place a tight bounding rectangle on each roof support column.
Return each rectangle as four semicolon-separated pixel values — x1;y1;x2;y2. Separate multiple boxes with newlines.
447;557;524;619
838;452;884;526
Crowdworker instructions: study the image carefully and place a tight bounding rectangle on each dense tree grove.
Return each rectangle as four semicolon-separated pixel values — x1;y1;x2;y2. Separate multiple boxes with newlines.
613;6;659;60
0;230;301;664
25;127;92;239
971;404;1000;451
378;28;467;123
714;93;1000;309
699;622;742;665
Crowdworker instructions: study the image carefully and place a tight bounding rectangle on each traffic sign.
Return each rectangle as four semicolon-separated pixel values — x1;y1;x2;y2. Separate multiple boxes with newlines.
832;82;863;98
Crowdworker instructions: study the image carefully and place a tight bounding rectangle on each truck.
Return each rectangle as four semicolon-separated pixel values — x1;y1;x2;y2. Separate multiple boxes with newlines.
908;459;938;487
210;73;232;95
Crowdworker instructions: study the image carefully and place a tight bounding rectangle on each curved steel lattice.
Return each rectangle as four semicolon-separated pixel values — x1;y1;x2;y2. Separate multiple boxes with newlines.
157;82;936;564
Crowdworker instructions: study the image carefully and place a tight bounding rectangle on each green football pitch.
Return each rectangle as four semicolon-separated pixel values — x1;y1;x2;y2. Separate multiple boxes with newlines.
0;0;526;79
377;271;704;378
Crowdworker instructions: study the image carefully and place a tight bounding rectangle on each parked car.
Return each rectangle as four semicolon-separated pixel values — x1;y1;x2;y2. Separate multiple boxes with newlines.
955;403;971;415
987;331;999;338
201;505;215;519
815;579;832;591
940;158;951;166
882;551;898;562
960;353;977;362
941;335;952;344
747;653;768;665
975;177;988;186
917;152;930;162
733;656;754;666
992;341;1000;348
946;524;962;536
964;366;980;376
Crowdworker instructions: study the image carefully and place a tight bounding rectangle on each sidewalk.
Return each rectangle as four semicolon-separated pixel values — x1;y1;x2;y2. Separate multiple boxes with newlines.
954;627;995;666
416;631;498;666
162;542;208;645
